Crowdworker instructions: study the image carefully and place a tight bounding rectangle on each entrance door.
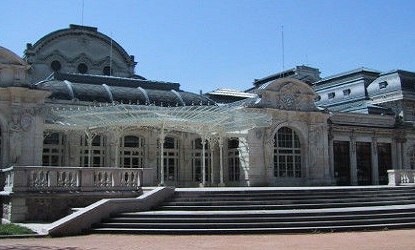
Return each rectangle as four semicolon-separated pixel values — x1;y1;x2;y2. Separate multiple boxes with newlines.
333;141;351;185
356;142;372;185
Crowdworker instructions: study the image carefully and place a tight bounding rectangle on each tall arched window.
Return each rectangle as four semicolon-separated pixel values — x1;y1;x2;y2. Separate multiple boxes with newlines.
274;127;301;178
191;138;211;182
43;132;64;166
228;138;240;182
120;135;144;168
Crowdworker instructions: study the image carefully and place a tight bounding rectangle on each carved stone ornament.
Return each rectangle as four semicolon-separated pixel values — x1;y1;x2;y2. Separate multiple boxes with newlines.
258;79;317;111
20;114;32;131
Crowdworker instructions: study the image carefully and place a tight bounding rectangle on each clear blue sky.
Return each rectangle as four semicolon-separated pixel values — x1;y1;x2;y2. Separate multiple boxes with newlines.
2;0;415;93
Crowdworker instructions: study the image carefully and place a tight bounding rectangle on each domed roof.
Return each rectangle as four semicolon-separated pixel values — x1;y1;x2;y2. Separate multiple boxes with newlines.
24;24;137;82
0;46;27;66
0;46;30;87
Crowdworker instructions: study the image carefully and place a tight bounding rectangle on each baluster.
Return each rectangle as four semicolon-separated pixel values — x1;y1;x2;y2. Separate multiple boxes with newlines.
68;172;73;187
123;172;128;186
31;171;37;187
97;172;102;187
131;172;136;187
109;172;114;187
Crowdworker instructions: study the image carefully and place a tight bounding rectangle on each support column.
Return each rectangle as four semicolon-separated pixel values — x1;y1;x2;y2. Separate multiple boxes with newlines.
350;132;358;185
210;143;215;186
371;135;379;185
219;138;225;187
86;132;93;168
110;130;121;168
201;136;206;187
159;127;165;186
328;128;335;184
394;130;406;170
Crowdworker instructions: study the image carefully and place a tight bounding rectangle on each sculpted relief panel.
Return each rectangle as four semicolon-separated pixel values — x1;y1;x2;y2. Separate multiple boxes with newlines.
256;78;318;112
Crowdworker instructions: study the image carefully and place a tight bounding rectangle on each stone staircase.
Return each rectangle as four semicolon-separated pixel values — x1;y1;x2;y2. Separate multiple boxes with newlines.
90;186;415;234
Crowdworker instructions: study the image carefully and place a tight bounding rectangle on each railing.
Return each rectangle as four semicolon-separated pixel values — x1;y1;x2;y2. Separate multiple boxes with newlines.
1;166;144;193
388;169;415;186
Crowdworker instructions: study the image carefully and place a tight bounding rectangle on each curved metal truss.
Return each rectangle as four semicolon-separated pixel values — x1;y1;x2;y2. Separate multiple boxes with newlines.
46;104;272;137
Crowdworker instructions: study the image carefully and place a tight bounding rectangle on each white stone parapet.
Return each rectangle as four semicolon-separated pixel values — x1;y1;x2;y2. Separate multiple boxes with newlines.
388;169;415;186
1;166;143;193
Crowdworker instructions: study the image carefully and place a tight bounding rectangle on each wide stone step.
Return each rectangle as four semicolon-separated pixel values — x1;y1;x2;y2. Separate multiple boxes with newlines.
107;210;415;224
172;188;415;198
90;187;415;234
170;190;415;203
91;221;415;234
97;215;415;229
163;195;415;206
158;199;415;211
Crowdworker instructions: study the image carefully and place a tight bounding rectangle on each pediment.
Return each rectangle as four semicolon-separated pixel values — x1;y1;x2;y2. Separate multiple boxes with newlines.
256;78;318;111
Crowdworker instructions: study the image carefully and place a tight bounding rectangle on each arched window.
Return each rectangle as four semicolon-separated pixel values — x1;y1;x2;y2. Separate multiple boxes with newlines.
191;138;211;182
43;132;64;166
80;135;106;167
120;135;144;168
228;138;240;182
274;127;301;178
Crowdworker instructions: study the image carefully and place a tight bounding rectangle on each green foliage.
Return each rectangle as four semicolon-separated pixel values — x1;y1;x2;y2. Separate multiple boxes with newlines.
0;224;35;235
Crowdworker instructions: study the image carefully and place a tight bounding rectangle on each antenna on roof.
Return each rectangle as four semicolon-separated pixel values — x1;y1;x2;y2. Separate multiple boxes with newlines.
81;0;85;26
281;25;285;71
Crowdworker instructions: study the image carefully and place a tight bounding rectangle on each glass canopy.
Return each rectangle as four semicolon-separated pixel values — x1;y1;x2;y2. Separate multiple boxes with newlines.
46;104;272;136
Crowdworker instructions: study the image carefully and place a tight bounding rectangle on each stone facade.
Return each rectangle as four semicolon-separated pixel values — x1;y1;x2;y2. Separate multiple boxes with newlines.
0;25;414;222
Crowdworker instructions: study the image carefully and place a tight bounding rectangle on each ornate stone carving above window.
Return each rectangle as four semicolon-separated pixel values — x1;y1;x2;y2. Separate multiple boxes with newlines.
255;78;318;111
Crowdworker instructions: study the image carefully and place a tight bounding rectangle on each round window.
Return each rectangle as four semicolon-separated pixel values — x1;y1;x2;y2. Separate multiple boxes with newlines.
78;63;88;74
51;60;62;71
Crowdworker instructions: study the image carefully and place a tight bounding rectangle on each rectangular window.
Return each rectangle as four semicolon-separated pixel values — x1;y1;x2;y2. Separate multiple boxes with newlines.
80;135;105;167
328;92;335;99
43;133;64;166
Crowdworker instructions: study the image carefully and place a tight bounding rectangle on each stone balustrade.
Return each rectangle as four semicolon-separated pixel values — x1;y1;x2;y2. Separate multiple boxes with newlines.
1;166;143;193
388;169;415;186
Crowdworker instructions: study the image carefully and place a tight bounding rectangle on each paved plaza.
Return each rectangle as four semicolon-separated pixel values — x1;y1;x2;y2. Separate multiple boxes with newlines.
1;229;414;250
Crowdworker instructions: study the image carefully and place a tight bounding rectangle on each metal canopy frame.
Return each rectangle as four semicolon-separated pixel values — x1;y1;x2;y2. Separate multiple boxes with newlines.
46;104;271;186
47;104;271;137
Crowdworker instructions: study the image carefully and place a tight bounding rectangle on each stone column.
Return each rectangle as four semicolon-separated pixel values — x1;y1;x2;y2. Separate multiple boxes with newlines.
219;138;225;187
210;143;215;186
201;136;207;187
109;130;121;168
9;104;22;165
159;128;165;186
85;132;94;168
66;131;81;166
350;131;358;185
394;130;406;170
371;134;379;185
328;126;335;183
